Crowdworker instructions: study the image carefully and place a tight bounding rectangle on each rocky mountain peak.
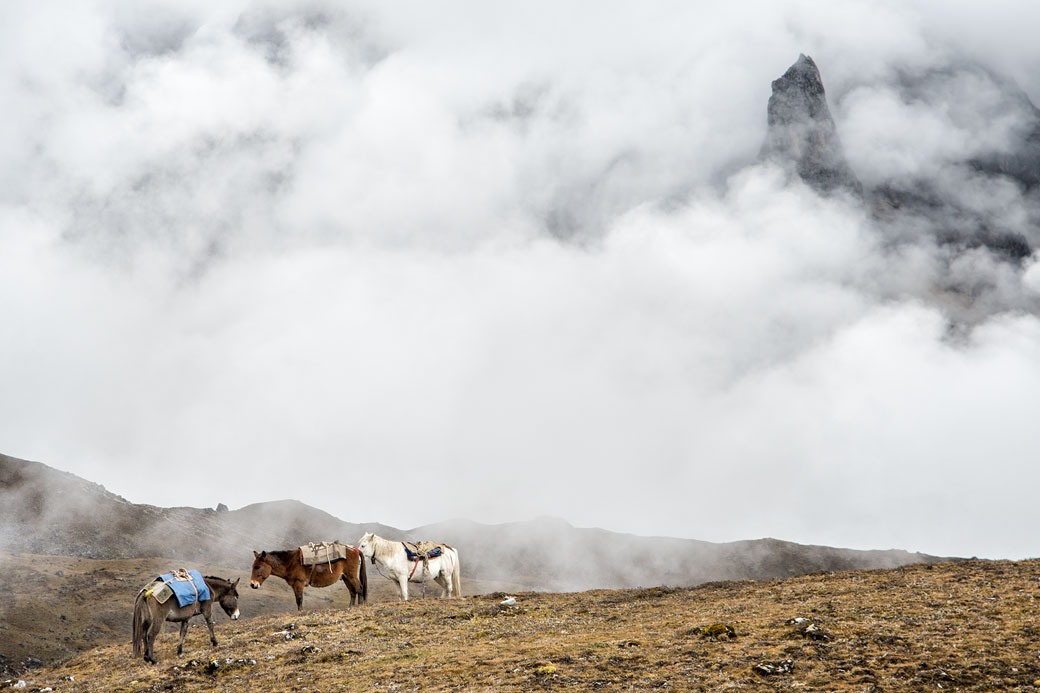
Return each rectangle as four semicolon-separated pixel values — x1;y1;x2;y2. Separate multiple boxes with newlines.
761;54;861;194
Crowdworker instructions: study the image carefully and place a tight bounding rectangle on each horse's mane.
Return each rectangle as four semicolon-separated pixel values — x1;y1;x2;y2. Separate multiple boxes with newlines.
263;549;297;562
203;575;231;586
367;534;401;563
202;575;238;595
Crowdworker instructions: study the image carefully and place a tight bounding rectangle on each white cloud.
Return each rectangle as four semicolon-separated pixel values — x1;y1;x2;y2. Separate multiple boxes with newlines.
3;0;1040;558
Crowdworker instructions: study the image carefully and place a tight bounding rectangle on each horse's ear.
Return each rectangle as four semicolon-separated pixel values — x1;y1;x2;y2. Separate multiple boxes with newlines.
232;577;240;587
261;551;267;558
253;550;259;558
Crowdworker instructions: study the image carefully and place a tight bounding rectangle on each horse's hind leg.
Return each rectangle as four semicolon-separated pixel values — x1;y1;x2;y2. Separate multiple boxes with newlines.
341;573;358;606
434;573;450;598
145;614;163;664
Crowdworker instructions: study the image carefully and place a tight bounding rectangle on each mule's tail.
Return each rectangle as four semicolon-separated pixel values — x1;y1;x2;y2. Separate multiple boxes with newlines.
131;591;147;657
451;549;462;598
359;551;368;604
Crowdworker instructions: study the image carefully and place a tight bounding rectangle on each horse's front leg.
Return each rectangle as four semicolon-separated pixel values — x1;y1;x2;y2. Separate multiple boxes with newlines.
293;581;305;611
397;572;410;601
177;620;189;655
204;606;217;647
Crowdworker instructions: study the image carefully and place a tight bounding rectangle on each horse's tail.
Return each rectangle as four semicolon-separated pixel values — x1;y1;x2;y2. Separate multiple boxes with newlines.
359;551;368;604
451;549;462;598
131;590;148;657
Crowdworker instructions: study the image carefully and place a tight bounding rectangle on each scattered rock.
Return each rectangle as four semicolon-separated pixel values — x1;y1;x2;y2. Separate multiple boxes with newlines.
788;617;831;641
752;659;794;676
802;623;831;641
273;631;299;641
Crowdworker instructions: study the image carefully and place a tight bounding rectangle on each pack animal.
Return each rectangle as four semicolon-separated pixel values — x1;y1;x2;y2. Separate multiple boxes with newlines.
357;532;462;601
250;544;367;611
131;573;240;664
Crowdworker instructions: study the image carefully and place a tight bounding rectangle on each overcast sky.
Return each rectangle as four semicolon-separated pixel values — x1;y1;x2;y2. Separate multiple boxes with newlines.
4;0;1040;559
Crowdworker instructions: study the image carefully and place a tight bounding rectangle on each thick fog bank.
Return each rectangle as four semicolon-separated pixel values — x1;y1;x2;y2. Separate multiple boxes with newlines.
3;1;1040;558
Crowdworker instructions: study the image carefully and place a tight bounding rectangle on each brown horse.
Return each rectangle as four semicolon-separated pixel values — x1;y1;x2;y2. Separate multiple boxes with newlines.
131;575;240;664
250;547;367;610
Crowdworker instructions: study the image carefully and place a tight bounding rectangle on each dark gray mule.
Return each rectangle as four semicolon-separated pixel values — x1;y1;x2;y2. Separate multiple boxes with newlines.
131;575;240;664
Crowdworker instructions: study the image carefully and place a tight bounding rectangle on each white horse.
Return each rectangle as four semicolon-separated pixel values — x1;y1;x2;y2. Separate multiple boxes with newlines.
357;533;462;600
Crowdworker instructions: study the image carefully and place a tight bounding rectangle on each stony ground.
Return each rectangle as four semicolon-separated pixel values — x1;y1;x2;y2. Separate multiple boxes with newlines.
5;558;1040;691
0;552;523;675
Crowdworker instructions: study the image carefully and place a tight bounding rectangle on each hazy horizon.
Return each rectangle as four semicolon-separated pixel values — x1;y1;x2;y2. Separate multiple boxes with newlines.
4;1;1040;560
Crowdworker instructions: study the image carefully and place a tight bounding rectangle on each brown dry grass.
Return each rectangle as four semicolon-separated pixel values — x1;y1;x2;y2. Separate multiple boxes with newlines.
6;559;1040;691
0;552;525;675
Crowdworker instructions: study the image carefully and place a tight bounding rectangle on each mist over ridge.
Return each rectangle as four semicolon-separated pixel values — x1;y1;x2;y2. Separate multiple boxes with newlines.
0;453;946;594
3;1;1040;559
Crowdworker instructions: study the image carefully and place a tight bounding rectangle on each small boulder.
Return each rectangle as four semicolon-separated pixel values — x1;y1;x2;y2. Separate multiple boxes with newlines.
752;659;794;676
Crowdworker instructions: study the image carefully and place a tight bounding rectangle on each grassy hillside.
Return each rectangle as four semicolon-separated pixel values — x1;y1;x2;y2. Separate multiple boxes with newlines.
0;553;526;676
6;559;1040;691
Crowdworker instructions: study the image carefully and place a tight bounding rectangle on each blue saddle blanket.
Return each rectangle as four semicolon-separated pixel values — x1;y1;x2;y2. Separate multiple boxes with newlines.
159;570;211;607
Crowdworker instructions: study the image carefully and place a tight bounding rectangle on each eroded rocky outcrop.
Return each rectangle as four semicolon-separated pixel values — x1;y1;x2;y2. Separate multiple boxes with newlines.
763;55;1039;263
761;54;861;194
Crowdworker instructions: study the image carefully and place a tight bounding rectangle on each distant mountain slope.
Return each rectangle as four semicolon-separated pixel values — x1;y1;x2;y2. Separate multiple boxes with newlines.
0;454;393;563
411;517;941;591
1;454;947;590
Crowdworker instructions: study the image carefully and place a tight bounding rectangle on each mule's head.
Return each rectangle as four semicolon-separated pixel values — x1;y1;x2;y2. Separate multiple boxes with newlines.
356;533;375;558
219;577;241;620
250;551;271;589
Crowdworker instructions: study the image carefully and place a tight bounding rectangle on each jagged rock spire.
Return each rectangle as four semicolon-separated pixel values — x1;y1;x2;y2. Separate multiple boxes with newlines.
761;54;861;194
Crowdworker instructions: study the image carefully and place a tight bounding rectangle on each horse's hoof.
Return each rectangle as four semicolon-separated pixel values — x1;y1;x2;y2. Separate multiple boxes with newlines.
211;639;218;646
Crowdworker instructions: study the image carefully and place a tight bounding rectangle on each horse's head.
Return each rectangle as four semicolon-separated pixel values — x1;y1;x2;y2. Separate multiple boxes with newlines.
250;551;271;589
218;577;241;620
357;533;375;559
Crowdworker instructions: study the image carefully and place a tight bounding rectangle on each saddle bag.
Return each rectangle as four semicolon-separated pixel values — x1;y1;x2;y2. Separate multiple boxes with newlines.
299;541;356;566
